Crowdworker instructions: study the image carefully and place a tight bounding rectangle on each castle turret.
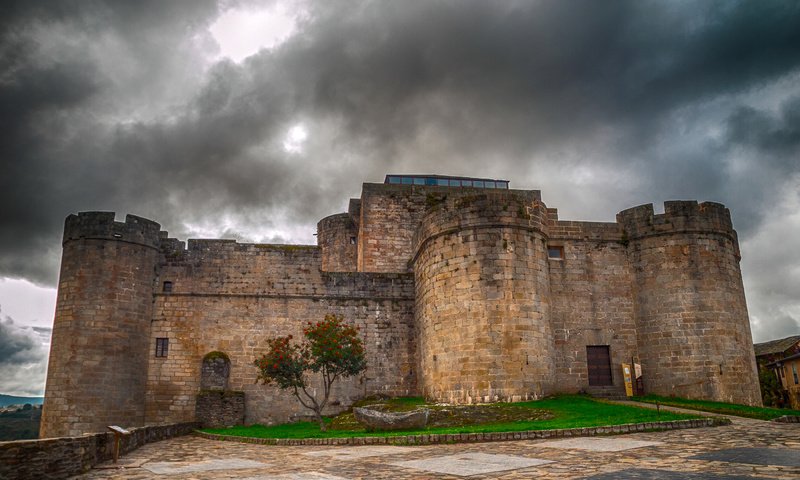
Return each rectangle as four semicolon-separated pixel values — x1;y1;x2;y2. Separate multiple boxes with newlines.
317;213;358;272
617;201;761;406
40;212;162;437
412;191;556;403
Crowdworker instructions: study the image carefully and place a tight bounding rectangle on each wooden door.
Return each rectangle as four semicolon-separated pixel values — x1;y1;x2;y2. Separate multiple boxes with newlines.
587;345;613;386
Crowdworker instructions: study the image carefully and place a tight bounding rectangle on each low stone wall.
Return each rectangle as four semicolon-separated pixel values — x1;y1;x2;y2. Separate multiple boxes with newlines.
196;417;730;446
0;422;199;480
196;390;245;428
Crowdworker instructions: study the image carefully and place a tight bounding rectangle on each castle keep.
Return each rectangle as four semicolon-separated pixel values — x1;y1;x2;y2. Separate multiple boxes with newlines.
40;175;762;437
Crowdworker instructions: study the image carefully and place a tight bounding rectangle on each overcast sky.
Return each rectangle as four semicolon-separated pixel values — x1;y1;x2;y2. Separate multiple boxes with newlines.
1;0;799;397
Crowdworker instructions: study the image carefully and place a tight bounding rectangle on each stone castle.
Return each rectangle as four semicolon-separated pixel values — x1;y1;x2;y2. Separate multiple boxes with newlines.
40;175;762;438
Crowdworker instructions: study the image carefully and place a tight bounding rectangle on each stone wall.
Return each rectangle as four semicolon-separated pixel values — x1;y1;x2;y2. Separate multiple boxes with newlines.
547;216;635;396
357;184;452;272
196;391;245;428
618;201;761;406
413;191;556;403
146;241;416;426
41;213;162;438
0;422;198;480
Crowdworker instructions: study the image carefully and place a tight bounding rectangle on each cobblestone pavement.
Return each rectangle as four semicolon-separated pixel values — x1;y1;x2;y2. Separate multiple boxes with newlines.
79;415;799;479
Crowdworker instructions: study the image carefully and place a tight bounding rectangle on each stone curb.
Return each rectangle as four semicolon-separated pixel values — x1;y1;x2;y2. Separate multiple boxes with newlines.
771;415;800;423
194;417;730;446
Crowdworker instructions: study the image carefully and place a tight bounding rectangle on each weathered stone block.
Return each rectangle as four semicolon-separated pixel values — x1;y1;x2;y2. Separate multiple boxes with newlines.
353;407;429;431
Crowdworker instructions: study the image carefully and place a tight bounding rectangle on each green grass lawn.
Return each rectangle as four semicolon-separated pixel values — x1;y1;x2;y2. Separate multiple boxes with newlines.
201;395;700;439
632;394;800;420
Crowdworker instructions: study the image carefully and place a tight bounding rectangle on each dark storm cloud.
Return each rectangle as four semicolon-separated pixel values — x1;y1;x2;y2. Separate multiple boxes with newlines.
0;0;222;283
727;96;800;158
281;0;800;159
0;308;49;396
728;96;800;342
1;0;800;299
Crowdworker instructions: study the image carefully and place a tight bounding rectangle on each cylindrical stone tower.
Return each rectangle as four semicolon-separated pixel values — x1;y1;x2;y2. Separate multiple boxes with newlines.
618;201;761;406
412;191;555;404
40;212;162;437
317;213;358;272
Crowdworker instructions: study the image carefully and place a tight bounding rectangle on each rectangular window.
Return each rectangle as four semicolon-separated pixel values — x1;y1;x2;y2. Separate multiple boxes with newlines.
388;176;401;184
413;177;425;185
162;281;173;293
437;179;449;186
473;180;484;187
462;180;473;187
485;181;496;188
349;236;357;245
587;345;613;386
793;363;799;385
401;177;413;184
155;338;169;357
548;246;564;259
449;179;460;186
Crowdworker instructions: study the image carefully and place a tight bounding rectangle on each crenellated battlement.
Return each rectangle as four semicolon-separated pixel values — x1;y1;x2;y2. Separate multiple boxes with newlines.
63;211;164;249
184;239;319;253
616;200;735;241
159;236;186;257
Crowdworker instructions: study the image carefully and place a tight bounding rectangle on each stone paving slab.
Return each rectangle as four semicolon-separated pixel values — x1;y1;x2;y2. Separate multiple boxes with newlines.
94;458;149;469
583;468;779;479
690;448;800;467
241;473;350;480
302;445;421;460
141;457;270;474
537;437;663;452
391;452;553;476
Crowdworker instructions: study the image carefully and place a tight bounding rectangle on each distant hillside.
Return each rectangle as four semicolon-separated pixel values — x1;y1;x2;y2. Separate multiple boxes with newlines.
0;405;41;441
0;394;44;407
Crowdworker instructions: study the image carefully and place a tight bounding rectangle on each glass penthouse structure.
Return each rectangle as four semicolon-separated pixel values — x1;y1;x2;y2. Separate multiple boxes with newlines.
384;174;509;189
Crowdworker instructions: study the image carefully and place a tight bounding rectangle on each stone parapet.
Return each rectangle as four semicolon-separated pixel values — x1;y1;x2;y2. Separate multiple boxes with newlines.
0;422;198;480
548;220;624;242
617;201;738;256
411;190;546;257
63;211;163;249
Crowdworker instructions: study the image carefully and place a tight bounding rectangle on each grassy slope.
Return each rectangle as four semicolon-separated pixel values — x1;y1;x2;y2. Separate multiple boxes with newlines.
632;394;800;420
202;395;699;439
